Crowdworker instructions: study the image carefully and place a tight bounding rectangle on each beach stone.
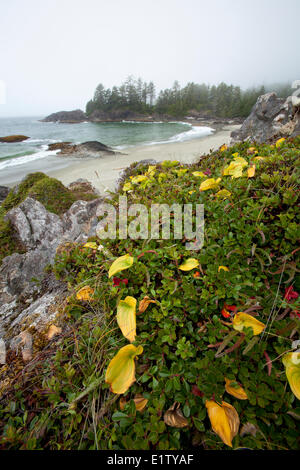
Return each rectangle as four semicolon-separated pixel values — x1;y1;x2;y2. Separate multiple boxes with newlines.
231;92;299;143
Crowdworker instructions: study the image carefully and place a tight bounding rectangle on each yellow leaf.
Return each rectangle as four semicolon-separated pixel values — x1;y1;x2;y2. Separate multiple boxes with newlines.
199;178;221;191
215;189;231;199
105;344;143;394
275;137;285;147
123;182;133;192
120;394;148;412
218;266;229;272
108;254;134;278
146;165;156;176
233;156;248;167
117;296;137;343
173;169;188;176
179;258;199;271
225;377;248;400
220;144;227;152
188;190;196;195
164;402;189;428
138;296;156;314
206;400;240;447
223;162;243;178
47;325;62;340
232;152;239;158
76;286;94;301
232;312;265;336
223;155;248;179
83;242;98;250
192;171;206;177
158;172;167;181
131;175;148;184
247;165;255;178
282;352;300;400
253;156;265;162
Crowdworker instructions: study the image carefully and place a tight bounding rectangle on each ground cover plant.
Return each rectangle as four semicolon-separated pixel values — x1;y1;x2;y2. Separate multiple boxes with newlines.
0;137;299;450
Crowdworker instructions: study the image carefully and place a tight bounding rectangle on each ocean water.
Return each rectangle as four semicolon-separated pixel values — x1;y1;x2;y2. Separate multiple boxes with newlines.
0;117;214;185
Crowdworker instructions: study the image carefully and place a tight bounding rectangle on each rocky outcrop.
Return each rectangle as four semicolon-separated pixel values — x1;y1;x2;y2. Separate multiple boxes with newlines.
0;135;29;143
48;140;117;157
0;195;106;342
41;109;87;123
231;92;299;143
0;273;67;341
0;186;9;203
5;198;64;251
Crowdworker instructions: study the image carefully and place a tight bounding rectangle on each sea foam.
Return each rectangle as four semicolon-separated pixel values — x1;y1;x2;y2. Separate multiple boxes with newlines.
144;125;215;146
0;145;59;171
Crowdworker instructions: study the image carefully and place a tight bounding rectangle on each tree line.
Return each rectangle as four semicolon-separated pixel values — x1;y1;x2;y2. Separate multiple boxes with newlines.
86;76;293;119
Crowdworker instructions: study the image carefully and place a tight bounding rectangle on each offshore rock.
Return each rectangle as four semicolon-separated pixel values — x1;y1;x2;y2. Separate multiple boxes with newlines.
0;135;29;143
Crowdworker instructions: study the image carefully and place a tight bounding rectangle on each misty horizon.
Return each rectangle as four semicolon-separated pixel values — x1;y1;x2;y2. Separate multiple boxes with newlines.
0;0;300;117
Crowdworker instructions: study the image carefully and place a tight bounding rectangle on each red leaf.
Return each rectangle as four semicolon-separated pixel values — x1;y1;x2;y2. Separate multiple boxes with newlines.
192;385;203;397
284;286;299;302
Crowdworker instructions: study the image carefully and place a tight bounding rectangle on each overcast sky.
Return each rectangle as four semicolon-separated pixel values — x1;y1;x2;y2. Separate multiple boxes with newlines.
0;0;299;117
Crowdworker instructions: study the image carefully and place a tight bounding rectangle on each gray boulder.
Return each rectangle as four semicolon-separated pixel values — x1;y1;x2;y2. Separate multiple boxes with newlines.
5;198;64;250
0;195;105;343
231;92;299;143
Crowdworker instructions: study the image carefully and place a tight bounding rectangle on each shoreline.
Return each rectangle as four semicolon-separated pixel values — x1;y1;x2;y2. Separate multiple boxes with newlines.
1;124;240;192
48;124;240;194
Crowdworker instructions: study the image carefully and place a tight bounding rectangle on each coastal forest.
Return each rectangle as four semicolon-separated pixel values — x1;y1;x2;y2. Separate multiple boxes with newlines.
86;76;293;119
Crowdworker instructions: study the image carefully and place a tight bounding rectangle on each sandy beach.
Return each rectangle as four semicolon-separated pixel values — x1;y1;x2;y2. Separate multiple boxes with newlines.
48;124;240;194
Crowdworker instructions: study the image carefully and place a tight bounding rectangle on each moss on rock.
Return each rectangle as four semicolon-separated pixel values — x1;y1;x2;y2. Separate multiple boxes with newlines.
0;172;99;264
